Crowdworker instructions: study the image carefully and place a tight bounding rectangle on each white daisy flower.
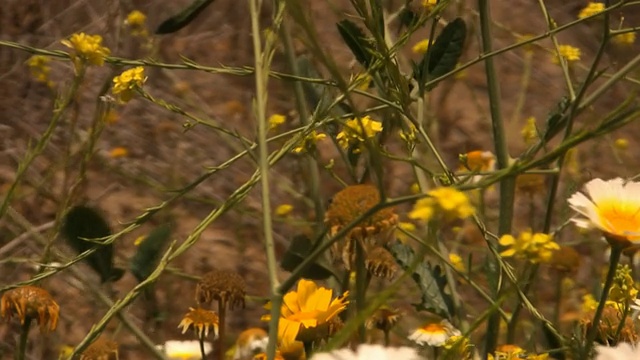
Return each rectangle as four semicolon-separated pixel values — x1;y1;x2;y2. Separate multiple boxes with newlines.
596;342;640;360
310;344;420;360
567;178;640;243
233;328;269;360
158;340;213;360
408;319;461;347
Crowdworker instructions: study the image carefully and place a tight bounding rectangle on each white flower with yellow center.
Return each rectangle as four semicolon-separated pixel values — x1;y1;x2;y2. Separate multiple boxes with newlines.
159;340;212;360
568;178;640;244
596;342;640;360
408;319;461;347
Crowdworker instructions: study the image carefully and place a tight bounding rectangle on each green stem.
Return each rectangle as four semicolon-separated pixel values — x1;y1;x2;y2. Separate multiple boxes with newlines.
199;332;207;360
216;300;226;360
506;264;539;343
355;240;368;342
583;244;623;357
478;0;514;355
16;317;31;360
552;271;564;326
303;341;314;358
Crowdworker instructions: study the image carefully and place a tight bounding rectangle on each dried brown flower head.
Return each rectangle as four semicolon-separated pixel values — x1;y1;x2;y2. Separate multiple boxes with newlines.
178;307;219;339
365;306;402;332
324;184;398;240
516;174;545;195
196;270;246;309
80;337;118;360
1;285;59;332
581;303;638;344
365;246;399;279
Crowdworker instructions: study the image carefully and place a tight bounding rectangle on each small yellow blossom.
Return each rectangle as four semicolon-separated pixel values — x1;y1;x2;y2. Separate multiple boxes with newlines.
499;230;560;263
521;117;538;144
552;45;581;64
104;110;119;125
410;183;420;194
412;39;430;54
275;204;294;216
109;147;128;158
614;138;629;150
112;67;146;102
133;235;146;246
578;2;605;19
613;32;636;46
399;123;418;146
292;131;327;153
268;114;286;130
61;32;110;66
395;221;416;243
125;10;149;37
336;116;383;152
449;253;465;272
459;150;495;172
423;0;437;9
581;293;598;314
609;264;638;303
26;55;53;87
409;187;475;222
351;72;372;91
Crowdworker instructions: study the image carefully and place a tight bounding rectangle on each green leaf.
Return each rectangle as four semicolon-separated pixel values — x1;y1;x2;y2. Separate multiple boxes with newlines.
337;20;375;69
156;0;216;34
280;235;335;280
130;223;173;282
62;206;124;283
389;242;451;318
414;18;466;92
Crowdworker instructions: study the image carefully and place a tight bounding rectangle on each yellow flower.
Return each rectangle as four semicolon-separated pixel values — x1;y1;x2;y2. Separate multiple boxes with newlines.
459;150;495;172
614;138;629;150
336;116;383;152
292;131;327;154
261;279;349;347
521;117;538;144
108;147;128;158
449;253;465;272
552;45;581;64
609;264;638;303
409;187;475;222
409;320;461;347
178;307;219;339
613;32;636;46
112;67;146;102
351;72;372;91
422;0;437;9
395;221;416;243
581;294;598;314
126;10;146;27
268;114;286;130
578;2;605;19
499;230;559;263
1;286;59;332
412;39;430;54
61;32;110;66
275;204;294;216
26;55;53;86
568;178;640;244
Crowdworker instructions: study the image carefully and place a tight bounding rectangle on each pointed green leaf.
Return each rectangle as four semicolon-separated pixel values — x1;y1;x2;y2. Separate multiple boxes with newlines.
62;206;124;283
156;0;216;34
280;235;335;280
337;19;375;69
130;223;173;282
414;18;466;92
389;242;451;318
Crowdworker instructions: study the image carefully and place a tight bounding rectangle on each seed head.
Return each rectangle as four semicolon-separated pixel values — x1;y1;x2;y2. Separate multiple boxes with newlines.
196;270;246;309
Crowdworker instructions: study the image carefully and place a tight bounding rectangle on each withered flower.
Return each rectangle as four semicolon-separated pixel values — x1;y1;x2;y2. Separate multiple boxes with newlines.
366;306;402;333
365;246;399;279
196;269;246;309
1;285;59;332
581;303;639;344
178;307;219;339
80;337;119;360
548;245;581;275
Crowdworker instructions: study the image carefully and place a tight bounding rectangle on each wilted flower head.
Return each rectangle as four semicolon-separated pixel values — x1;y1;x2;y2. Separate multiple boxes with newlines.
61;32;110;66
80;337;118;360
233;328;268;360
365;306;402;333
409;319;461;347
178;307;219;339
409;187;474;223
311;344;420;360
324;184;397;240
365;246;399;279
112;67;146;102
1;285;59;332
196;269;246;309
548;245;580;274
261;279;348;348
568;178;640;246
160;340;213;360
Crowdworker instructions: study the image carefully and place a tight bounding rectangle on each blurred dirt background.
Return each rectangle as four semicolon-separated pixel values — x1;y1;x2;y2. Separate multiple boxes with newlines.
1;0;640;358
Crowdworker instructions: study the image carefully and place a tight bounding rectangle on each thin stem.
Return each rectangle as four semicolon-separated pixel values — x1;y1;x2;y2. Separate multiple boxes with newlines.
506;264;539;343
583;244;623;357
16;317;32;360
355;240;367;342
199;332;207;360
216;300;227;360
